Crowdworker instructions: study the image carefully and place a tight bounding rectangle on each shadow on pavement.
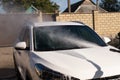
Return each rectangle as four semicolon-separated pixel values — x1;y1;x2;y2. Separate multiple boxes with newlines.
0;68;17;80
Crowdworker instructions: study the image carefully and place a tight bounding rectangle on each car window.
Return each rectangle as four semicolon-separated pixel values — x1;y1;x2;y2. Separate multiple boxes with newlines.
23;29;30;50
19;28;26;41
33;25;107;51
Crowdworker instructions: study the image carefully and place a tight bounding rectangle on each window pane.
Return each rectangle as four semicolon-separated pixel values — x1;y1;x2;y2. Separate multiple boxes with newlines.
33;25;106;51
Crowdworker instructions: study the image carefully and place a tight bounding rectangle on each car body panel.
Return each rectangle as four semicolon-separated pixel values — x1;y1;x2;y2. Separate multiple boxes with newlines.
31;46;120;79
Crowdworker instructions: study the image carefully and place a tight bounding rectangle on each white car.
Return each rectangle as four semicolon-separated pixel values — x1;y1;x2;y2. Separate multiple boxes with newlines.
13;21;120;80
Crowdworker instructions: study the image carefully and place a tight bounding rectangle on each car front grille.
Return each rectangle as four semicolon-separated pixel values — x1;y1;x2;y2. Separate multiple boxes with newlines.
70;75;120;80
91;75;120;80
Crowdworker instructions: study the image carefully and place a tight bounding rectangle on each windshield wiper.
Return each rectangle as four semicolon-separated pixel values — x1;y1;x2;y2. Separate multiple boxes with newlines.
110;48;120;53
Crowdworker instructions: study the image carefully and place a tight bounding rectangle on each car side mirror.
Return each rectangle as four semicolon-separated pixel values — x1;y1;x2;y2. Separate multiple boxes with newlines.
103;37;111;44
15;42;27;50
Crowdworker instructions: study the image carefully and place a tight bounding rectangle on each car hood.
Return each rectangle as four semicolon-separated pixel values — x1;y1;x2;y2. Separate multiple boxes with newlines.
31;46;120;79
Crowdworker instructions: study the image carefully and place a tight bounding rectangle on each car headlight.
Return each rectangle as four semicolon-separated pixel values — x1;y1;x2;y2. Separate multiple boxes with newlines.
35;63;80;80
35;63;65;80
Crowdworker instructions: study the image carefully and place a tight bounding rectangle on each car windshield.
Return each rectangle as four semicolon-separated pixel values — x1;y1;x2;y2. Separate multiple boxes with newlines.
33;25;106;51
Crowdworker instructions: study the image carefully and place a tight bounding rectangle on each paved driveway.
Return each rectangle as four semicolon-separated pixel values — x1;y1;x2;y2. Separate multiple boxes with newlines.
0;47;17;80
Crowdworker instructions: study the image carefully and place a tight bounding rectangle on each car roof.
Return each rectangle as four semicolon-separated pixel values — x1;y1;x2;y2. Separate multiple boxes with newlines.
27;21;85;28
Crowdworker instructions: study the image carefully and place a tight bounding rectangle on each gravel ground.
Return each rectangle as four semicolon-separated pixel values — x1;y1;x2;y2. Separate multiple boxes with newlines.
0;47;17;80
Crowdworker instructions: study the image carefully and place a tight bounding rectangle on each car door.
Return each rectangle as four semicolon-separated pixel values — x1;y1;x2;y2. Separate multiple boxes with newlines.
14;28;31;80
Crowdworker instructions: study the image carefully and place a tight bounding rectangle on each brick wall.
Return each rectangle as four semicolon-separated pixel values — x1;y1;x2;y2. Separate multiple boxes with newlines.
56;13;93;28
56;11;120;37
94;11;120;37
